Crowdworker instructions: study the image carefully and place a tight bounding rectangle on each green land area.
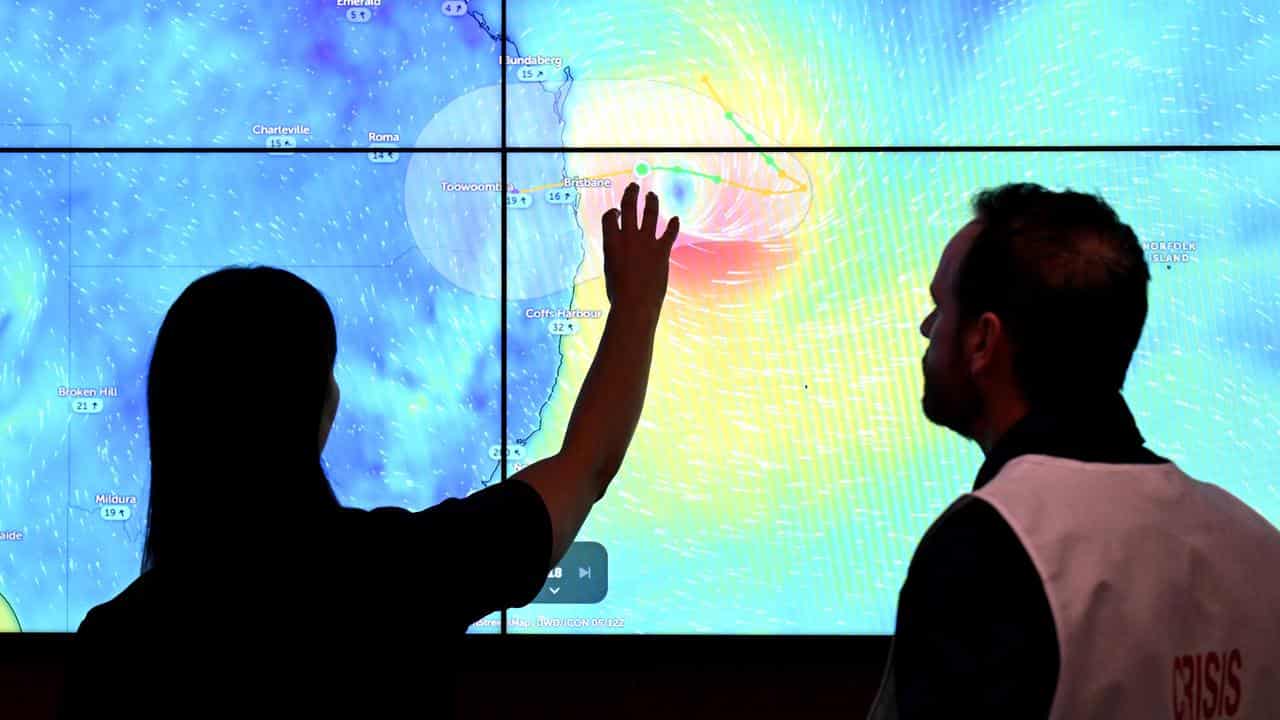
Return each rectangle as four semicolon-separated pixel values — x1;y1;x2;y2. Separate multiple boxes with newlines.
0;593;19;632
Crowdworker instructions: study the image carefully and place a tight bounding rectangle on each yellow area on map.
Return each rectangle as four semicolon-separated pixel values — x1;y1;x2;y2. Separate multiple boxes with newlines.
0;592;18;632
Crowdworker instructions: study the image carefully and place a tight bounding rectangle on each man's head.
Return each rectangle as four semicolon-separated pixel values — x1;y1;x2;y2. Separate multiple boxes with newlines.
920;183;1151;451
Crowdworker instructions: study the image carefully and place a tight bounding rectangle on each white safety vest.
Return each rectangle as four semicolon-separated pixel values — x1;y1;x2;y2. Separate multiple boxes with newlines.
870;454;1280;719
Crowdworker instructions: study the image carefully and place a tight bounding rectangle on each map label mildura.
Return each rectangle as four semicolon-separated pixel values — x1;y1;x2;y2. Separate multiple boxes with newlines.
95;494;138;505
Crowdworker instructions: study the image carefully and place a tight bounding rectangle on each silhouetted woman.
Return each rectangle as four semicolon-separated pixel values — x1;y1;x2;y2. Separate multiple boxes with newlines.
61;185;680;718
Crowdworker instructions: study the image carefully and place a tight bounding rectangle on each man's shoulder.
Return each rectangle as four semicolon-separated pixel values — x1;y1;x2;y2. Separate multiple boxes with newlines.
914;493;1016;560
984;453;1176;496
893;492;1061;717
904;493;1046;604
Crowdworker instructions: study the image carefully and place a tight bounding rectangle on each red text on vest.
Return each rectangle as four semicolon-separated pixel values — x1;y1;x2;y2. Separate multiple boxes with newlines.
1172;649;1242;719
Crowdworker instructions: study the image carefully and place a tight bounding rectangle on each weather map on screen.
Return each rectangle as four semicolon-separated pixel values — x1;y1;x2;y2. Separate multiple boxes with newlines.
505;149;1280;633
502;0;1280;147
0;1;502;148
0;151;504;632
495;0;1280;633
2;0;1280;634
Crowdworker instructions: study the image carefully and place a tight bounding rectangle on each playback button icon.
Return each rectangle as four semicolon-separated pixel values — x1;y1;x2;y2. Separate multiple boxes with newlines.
534;541;608;604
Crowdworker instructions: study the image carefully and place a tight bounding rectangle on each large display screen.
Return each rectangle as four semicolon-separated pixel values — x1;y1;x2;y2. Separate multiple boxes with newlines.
3;2;1277;148
506;150;1280;633
1;0;1278;634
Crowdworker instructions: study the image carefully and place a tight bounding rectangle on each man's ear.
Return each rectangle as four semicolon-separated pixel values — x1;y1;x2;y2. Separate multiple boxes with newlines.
967;311;1004;377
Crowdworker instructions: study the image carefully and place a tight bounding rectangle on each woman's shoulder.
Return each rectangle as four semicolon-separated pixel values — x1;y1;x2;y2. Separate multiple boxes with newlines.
76;571;158;635
64;573;175;718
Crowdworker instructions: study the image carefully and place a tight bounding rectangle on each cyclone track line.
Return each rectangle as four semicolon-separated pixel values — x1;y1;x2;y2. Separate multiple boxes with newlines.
512;76;809;197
